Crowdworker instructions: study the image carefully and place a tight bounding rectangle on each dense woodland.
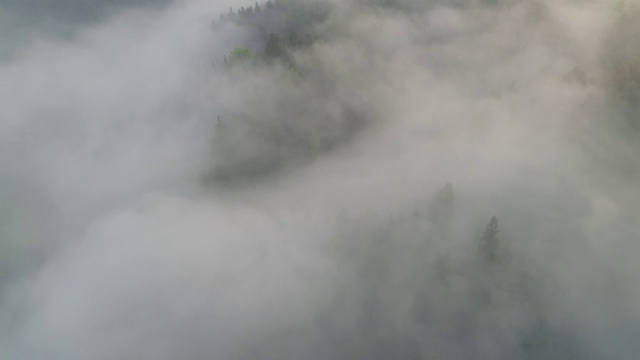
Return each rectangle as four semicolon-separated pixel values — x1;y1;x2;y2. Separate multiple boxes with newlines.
207;0;366;183
214;0;328;66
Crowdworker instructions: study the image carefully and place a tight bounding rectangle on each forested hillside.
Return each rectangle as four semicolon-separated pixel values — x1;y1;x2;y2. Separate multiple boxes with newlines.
1;0;639;359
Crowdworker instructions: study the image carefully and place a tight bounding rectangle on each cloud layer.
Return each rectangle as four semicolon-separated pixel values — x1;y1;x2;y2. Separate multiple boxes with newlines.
1;0;639;359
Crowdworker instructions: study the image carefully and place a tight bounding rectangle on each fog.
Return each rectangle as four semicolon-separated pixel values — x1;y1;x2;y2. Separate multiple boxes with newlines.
1;0;639;358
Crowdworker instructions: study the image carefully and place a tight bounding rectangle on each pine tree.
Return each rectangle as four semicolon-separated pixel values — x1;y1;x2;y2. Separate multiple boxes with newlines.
265;33;284;59
428;183;455;227
478;216;499;264
288;31;300;48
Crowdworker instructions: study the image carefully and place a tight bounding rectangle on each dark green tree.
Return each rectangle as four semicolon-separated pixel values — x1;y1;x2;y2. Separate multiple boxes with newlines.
478;216;499;264
264;33;284;59
428;183;455;227
288;31;300;47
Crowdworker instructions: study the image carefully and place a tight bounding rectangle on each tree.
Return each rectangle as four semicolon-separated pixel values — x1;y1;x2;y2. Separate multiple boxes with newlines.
428;183;455;227
478;216;499;264
288;31;300;48
264;33;284;59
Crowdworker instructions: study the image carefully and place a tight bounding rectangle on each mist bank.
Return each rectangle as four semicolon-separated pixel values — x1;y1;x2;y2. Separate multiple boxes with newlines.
1;0;639;359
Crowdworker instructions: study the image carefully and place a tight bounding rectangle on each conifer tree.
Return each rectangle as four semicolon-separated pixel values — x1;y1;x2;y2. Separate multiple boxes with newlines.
479;216;499;264
428;183;454;226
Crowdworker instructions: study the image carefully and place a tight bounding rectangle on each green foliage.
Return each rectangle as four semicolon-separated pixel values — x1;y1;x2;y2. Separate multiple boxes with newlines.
231;48;251;59
231;47;252;60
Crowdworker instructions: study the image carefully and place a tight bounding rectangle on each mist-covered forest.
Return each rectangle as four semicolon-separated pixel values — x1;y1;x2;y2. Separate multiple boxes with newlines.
1;0;640;359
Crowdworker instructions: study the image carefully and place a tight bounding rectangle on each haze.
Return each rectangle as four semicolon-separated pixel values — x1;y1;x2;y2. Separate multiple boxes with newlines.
0;0;639;359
